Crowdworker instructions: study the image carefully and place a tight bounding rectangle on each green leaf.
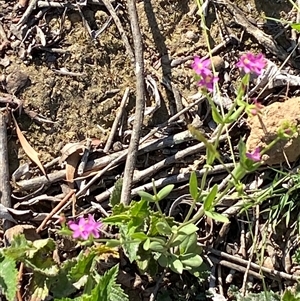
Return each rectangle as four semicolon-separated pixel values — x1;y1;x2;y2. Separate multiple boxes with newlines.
149;241;166;252
147;213;175;237
120;226;140;263
112;203;127;215
188;125;219;163
109;178;123;207
0;254;18;301
143;238;150;251
179;233;201;255
29;238;56;259
129;199;149;219
236;73;250;107
156;184;174;201
131;232;148;241
69;250;96;283
203;184;218;211
90;264;128;301
205;211;229;223
238;139;247;166
225;105;245;123
51;257;78;298
189;171;198;200
178;224;198;236
137;191;154;202
157;254;168;268
171;233;187;247
169;256;183;274
180;253;203;268
156;221;172;236
103;214;131;224
211;106;224;124
291;23;300;32
28;274;49;301
4;234;32;260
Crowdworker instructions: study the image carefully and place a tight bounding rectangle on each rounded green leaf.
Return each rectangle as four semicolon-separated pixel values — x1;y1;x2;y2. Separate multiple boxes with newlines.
131;232;148;241
149;241;165;252
143;238;151;251
178;224;198;236
180;253;203;268
158;254;168;268
156;221;172;236
169;257;183;274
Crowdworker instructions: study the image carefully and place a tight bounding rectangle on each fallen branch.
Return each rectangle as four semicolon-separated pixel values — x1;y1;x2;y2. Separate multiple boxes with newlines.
0;112;12;230
121;0;145;205
16;130;192;192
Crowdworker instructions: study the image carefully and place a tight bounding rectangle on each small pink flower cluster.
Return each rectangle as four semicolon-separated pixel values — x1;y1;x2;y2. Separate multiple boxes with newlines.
192;57;219;92
246;147;261;162
236;52;266;75
68;214;102;240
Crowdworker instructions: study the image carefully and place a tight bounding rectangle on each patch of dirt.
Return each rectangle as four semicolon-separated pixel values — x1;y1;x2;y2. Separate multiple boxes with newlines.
247;97;300;165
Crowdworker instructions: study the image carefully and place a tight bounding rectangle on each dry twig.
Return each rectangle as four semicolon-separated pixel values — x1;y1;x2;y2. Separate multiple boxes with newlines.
104;88;130;153
102;0;134;61
0;112;12;231
121;0;145;205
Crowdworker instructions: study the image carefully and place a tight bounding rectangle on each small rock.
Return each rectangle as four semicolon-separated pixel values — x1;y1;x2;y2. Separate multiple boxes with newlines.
210;56;225;72
185;30;198;41
5;70;29;94
4;224;40;245
246;97;300;165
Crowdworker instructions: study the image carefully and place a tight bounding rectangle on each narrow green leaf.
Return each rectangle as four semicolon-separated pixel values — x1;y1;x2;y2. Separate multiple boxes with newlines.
203;184;218;211
205;211;229;223
109;178;123;207
103;214;131;224
188;125;220;163
157;184;174;201
137;191;154;202
211;106;224;124
189;171;198;200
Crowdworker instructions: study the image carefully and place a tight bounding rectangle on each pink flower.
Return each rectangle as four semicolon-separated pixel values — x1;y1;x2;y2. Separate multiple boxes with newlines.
192;57;211;76
248;99;264;116
197;73;219;92
246;147;261;162
236;53;266;75
68;214;102;240
85;214;101;239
